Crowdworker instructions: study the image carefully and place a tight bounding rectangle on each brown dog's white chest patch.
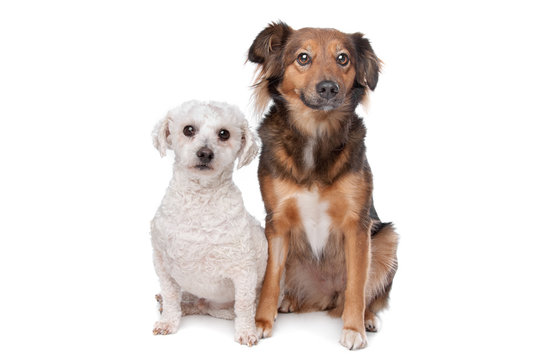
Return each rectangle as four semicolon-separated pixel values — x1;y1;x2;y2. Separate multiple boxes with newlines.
294;189;331;258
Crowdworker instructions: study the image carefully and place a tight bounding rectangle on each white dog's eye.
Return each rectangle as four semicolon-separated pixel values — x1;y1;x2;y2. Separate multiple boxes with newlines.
183;125;196;137
218;129;230;141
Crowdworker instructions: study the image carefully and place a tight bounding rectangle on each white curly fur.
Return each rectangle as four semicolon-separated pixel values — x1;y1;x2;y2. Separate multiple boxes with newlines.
150;100;267;346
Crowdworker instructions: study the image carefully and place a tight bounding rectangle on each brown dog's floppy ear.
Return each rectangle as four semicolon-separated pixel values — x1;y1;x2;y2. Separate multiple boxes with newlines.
152;115;172;157
351;33;382;91
248;21;293;65
248;21;293;115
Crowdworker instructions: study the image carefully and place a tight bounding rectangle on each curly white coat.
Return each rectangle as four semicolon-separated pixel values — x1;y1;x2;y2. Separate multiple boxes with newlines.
150;101;267;346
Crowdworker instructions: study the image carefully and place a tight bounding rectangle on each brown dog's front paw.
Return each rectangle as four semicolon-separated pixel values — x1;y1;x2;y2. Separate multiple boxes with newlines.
255;319;274;339
339;328;368;350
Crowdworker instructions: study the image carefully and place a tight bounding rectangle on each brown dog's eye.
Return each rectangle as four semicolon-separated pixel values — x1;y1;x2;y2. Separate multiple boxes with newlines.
183;125;195;137
297;53;311;66
337;53;349;66
218;129;230;141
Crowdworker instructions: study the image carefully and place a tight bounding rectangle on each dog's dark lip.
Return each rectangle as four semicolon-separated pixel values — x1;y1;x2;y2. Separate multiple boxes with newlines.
299;92;342;111
194;164;213;170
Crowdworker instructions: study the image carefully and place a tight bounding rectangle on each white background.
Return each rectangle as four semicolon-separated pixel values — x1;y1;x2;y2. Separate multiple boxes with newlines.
1;0;539;359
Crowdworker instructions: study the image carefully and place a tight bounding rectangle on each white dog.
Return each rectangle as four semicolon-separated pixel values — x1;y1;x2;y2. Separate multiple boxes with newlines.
150;100;267;346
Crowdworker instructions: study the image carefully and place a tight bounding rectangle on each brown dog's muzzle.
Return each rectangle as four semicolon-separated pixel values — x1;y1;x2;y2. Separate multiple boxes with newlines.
316;80;339;100
301;80;345;111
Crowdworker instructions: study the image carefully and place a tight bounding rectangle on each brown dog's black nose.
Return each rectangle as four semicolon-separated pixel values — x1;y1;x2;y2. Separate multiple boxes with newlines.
316;81;339;100
197;146;214;164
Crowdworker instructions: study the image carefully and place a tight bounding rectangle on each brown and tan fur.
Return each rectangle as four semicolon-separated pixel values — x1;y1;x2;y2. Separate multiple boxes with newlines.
248;22;398;350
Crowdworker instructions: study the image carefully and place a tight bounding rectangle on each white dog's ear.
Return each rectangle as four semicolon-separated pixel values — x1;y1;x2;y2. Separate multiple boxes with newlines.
237;123;259;169
152;115;172;157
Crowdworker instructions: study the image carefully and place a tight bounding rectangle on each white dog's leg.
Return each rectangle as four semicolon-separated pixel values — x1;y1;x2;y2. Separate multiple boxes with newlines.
232;272;258;346
181;296;235;319
207;307;235;320
153;251;182;335
206;300;235;320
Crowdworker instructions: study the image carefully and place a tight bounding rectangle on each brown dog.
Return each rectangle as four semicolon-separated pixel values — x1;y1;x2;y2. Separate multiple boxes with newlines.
247;22;398;350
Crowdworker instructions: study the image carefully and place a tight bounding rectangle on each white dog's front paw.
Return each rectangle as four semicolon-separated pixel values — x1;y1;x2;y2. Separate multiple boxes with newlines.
235;329;259;347
339;329;368;350
153;319;180;335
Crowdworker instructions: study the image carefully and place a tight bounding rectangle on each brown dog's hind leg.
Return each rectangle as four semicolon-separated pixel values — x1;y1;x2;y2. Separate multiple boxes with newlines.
364;222;398;332
364;280;394;332
278;292;298;313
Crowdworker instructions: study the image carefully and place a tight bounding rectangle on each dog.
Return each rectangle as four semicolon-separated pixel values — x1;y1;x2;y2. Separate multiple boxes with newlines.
150;100;267;346
247;22;399;350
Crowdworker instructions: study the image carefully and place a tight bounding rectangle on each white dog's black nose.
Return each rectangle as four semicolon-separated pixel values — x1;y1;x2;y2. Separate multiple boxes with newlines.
197;146;214;164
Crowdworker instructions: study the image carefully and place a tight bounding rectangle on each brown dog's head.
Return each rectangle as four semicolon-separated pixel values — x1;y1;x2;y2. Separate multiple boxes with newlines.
248;22;381;117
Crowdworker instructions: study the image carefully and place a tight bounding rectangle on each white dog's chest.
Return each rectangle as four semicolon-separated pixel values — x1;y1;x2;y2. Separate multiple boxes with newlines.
295;190;332;258
166;237;238;300
153;203;248;301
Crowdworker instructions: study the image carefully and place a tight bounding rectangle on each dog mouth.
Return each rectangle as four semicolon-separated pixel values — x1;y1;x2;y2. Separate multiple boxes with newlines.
194;164;213;171
299;92;343;111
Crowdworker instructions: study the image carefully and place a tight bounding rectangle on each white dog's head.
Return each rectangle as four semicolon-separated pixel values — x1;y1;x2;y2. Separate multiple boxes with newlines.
152;100;259;177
